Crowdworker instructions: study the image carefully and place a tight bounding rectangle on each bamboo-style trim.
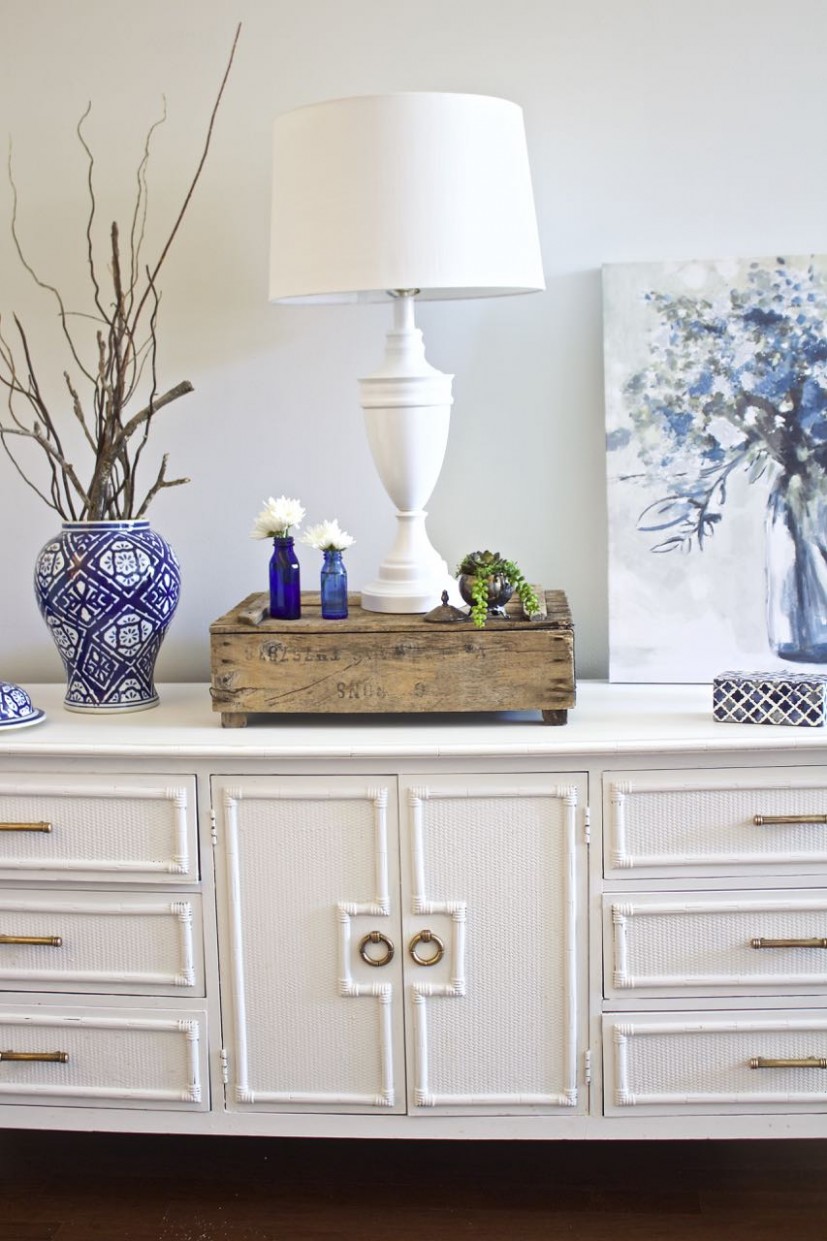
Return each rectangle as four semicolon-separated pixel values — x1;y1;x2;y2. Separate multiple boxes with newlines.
611;898;827;990
0;783;192;877
0;897;198;989
612;1018;827;1106
607;777;827;871
0;1013;202;1105
407;783;578;1109
224;784;397;1110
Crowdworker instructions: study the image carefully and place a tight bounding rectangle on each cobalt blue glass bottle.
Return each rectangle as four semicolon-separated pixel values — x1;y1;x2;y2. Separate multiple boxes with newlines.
269;536;301;619
320;548;348;619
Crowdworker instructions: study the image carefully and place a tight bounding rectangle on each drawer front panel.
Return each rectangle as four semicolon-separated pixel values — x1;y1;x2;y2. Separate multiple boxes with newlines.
0;890;204;995
605;1012;827;1114
605;768;827;877
606;893;827;997
0;1004;208;1109
0;775;197;882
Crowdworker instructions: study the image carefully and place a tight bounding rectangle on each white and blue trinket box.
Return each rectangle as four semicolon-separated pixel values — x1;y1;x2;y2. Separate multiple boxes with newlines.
713;670;827;727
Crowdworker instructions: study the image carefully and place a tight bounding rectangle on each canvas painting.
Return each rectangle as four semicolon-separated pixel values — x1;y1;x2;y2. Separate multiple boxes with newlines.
604;254;827;682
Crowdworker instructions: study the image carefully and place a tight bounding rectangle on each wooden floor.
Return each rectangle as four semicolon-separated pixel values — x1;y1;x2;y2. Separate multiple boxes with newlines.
1;1130;827;1239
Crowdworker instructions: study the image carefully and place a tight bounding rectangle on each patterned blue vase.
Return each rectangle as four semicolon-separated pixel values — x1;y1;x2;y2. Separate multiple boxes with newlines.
33;520;181;713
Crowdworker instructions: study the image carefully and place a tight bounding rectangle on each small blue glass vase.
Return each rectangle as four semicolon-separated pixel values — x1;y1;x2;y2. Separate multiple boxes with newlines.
320;549;348;620
269;536;301;620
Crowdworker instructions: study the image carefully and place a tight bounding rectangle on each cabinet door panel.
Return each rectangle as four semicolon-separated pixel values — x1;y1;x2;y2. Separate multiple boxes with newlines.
400;774;587;1113
213;777;404;1113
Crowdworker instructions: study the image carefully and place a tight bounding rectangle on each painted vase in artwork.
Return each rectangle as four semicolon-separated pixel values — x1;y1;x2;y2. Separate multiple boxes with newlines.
765;473;827;663
33;521;181;712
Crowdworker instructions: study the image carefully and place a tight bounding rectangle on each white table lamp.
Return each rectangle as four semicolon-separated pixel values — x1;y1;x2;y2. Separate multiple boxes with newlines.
269;92;545;613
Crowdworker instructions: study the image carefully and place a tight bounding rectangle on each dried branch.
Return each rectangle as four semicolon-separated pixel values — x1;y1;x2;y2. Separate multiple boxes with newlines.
0;24;240;521
128;99;167;311
0;425;89;510
0;428;71;516
64;371;96;452
74;103;106;324
7;145;96;388
130;21;241;337
120;379;193;441
135;452;190;518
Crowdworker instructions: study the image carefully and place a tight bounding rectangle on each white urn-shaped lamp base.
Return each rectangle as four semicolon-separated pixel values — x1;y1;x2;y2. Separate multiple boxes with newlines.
359;293;455;613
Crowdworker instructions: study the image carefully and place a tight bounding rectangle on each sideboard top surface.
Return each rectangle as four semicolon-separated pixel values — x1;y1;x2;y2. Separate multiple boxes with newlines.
0;683;825;761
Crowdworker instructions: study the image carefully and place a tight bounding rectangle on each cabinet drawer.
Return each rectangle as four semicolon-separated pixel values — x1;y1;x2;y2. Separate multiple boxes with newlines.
0;890;204;995
604;1012;827;1114
0;1003;208;1109
605;768;827;877
605;893;827;998
0;775;197;882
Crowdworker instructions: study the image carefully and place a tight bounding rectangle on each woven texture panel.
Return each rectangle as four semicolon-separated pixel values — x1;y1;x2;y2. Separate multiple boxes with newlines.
232;787;392;1102
615;899;827;989
0;893;198;993
0;1009;204;1107
414;783;574;1103
615;1021;827;1103
611;777;827;868
0;777;195;878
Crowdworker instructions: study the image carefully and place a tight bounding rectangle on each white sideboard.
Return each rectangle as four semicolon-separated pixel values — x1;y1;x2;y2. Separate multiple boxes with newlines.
2;681;827;1140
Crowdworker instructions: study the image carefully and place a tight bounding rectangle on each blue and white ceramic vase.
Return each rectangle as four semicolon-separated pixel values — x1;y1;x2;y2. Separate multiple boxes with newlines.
33;520;181;713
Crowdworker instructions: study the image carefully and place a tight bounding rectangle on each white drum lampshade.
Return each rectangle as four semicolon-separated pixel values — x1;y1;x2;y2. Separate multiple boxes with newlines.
269;92;545;612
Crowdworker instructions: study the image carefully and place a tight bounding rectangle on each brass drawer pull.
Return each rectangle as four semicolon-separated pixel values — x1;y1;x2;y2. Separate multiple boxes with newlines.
0;822;52;833
751;937;827;949
749;1056;827;1070
0;935;62;947
753;814;827;826
358;930;394;967
409;929;445;967
0;1050;68;1063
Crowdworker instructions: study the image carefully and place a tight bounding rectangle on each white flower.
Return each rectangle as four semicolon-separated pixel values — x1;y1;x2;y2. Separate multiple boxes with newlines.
250;495;305;539
300;519;355;552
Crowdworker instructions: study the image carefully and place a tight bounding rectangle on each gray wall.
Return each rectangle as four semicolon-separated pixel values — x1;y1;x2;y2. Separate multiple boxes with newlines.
1;0;824;684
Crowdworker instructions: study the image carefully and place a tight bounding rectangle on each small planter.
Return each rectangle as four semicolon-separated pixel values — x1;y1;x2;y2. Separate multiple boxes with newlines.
456;550;539;629
457;572;513;619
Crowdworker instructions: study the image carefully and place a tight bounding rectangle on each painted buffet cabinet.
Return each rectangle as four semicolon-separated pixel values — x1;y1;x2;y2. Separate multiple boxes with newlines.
1;682;827;1140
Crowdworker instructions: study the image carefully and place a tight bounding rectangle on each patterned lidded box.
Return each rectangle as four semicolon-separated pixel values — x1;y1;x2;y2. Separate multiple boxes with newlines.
713;670;827;727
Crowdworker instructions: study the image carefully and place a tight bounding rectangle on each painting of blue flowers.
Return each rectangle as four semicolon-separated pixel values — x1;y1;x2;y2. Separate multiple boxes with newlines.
604;255;827;682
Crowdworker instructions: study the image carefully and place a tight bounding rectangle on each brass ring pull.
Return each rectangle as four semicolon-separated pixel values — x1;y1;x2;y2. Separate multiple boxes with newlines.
753;814;827;826
358;930;394;967
751;937;827;950
749;1056;827;1070
0;1050;68;1063
409;929;445;966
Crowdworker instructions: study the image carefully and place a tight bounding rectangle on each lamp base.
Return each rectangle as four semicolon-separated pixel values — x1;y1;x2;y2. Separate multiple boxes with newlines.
359;293;456;615
360;510;453;613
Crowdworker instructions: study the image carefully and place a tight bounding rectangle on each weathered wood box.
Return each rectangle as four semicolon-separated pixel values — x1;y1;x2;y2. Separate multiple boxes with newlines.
210;589;574;727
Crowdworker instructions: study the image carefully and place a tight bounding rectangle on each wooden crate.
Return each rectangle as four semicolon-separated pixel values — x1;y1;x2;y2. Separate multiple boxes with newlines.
209;589;575;727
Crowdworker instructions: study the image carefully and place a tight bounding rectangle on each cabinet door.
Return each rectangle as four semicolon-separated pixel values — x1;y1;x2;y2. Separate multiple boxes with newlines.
213;777;404;1113
400;774;588;1113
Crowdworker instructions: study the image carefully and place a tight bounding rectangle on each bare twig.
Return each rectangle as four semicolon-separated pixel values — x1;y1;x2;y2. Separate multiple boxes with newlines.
128;99;167;309
0;24;239;520
135;452;190;518
74;103;106;324
130;21;241;336
7;144;96;388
